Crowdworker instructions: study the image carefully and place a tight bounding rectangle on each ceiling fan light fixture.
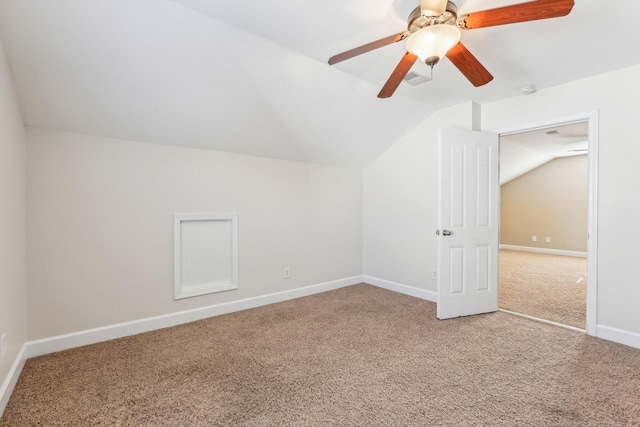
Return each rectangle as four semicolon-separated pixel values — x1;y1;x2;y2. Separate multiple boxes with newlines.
328;0;574;98
420;0;448;16
406;24;461;66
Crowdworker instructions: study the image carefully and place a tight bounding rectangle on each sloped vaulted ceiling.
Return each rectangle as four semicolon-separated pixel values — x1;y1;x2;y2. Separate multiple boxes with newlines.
1;0;640;167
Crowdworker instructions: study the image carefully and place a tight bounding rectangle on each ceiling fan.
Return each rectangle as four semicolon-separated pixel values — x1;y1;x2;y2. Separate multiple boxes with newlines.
328;0;575;98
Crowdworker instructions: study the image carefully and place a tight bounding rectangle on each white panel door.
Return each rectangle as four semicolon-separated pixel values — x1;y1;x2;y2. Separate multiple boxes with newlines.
437;128;499;319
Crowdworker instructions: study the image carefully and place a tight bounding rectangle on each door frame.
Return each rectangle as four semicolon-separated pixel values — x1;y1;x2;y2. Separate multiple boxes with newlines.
491;110;599;336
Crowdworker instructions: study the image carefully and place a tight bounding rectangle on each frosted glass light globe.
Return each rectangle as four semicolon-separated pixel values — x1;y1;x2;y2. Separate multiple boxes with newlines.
406;25;461;65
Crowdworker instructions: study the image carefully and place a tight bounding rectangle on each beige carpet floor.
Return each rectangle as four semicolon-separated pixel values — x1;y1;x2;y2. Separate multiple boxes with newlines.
499;250;587;329
3;284;640;426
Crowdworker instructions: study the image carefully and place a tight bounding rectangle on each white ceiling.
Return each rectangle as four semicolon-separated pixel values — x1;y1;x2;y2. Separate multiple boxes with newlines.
1;0;639;167
500;121;588;185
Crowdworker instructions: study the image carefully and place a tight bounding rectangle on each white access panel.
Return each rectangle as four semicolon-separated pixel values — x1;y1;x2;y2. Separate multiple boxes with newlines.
174;214;238;299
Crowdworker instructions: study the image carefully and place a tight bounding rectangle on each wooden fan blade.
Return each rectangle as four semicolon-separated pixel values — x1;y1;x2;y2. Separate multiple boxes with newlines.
459;0;574;30
377;52;418;99
328;32;407;65
446;42;493;87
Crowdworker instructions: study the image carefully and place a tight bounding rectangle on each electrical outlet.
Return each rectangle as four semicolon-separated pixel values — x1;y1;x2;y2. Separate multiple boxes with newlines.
546;237;551;243
432;270;438;280
283;267;291;279
532;236;537;242
0;333;6;359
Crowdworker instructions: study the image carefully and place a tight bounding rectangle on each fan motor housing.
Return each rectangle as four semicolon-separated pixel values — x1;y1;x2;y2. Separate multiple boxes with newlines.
407;1;458;33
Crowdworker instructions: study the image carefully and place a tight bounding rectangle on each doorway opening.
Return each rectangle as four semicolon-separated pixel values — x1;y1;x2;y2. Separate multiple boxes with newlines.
496;114;598;335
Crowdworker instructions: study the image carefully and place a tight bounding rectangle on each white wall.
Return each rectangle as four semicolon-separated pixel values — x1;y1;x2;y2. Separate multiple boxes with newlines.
0;38;27;410
363;65;640;344
363;102;477;292
27;129;363;339
483;64;640;337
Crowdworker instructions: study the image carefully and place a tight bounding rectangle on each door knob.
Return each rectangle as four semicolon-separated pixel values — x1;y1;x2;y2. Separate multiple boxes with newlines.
442;230;452;236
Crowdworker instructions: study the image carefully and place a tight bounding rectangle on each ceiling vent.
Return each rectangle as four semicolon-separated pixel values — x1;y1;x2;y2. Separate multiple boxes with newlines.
403;71;431;86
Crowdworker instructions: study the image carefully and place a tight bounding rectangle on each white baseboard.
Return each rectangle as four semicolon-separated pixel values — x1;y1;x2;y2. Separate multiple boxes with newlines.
0;344;27;418
363;276;437;302
500;244;587;258
25;276;363;359
597;325;640;350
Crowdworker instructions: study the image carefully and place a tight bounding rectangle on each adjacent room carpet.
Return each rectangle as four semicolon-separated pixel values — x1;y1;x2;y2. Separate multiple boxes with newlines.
3;284;639;426
499;250;587;329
